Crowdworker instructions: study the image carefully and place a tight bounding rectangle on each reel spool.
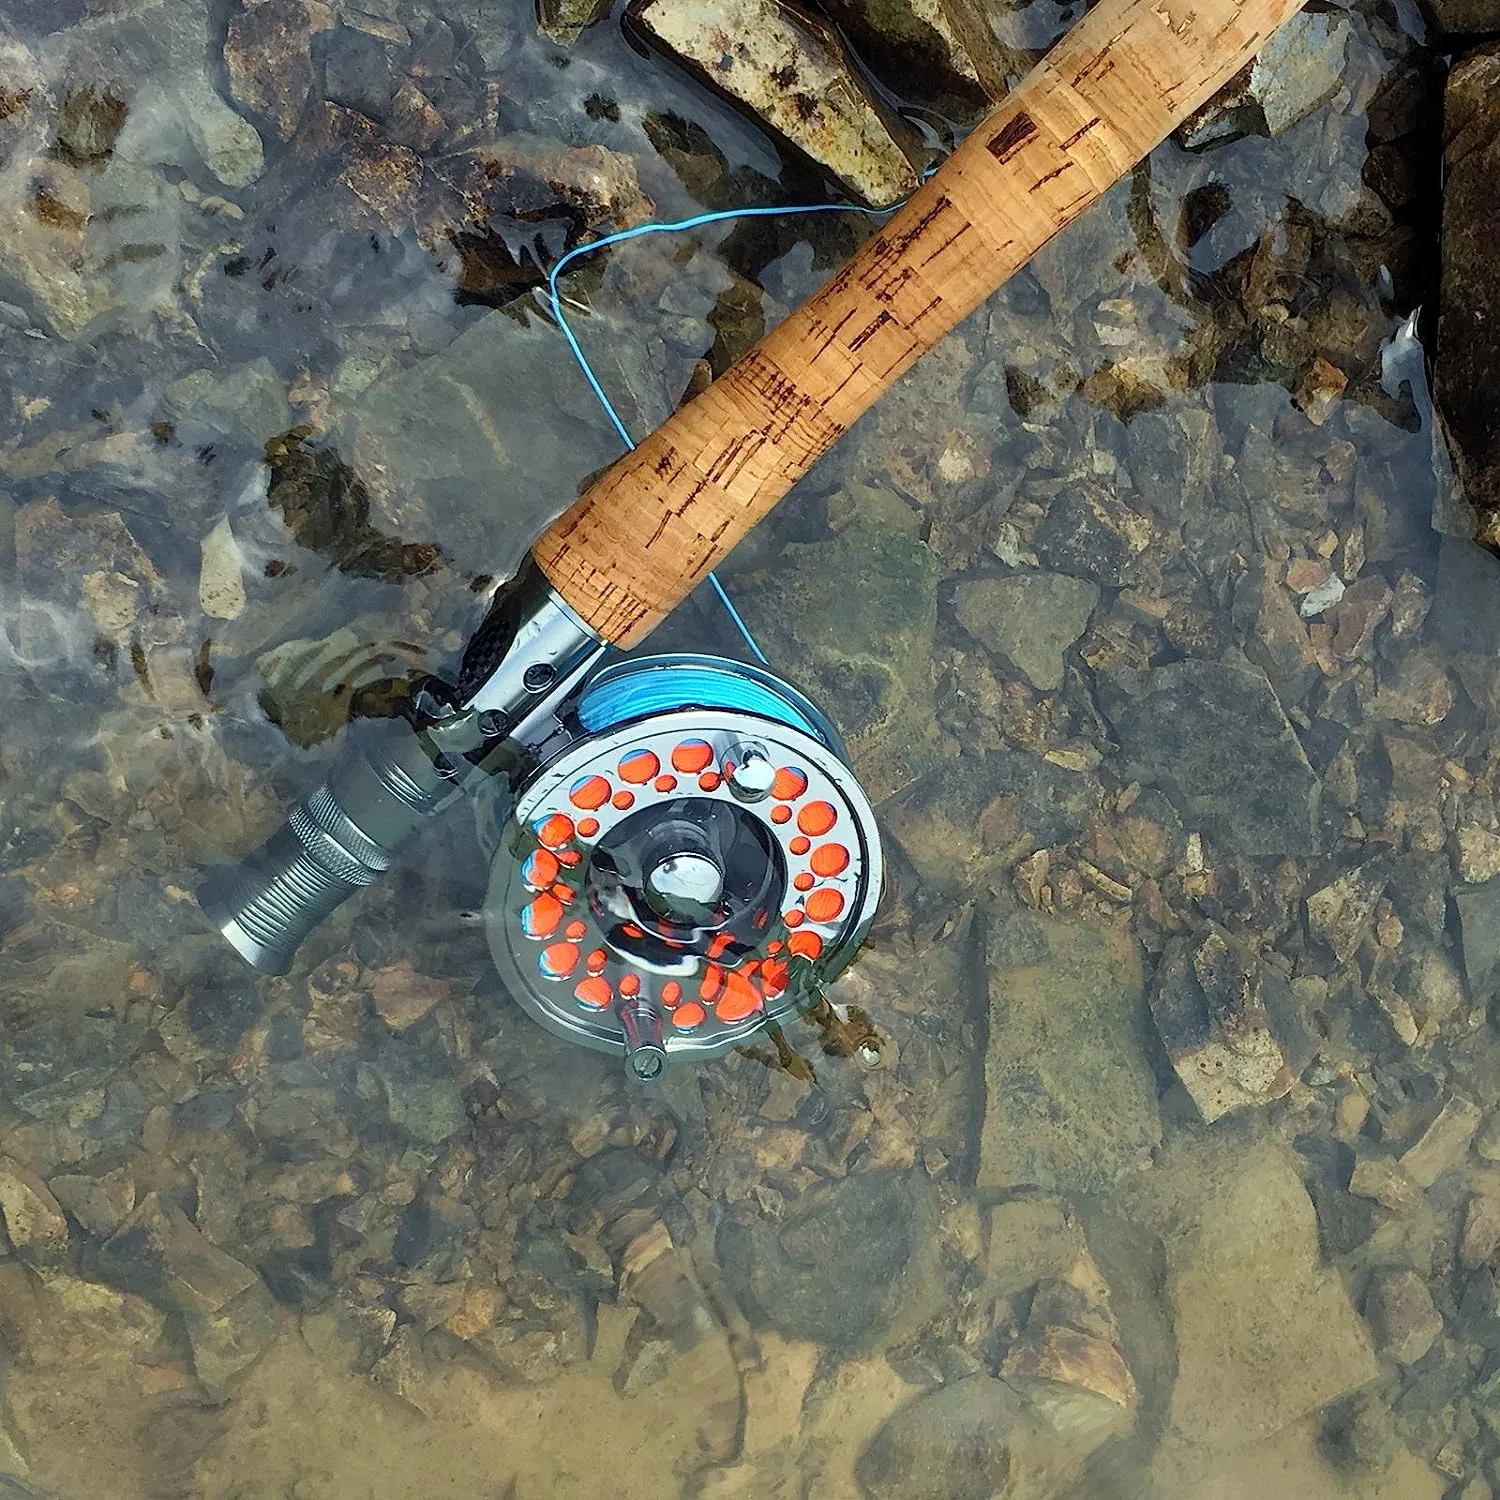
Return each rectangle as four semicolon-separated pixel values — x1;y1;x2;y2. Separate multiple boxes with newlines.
483;655;882;1078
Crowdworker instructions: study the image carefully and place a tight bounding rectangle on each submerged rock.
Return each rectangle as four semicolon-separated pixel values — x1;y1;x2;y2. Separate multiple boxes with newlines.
818;0;1009;119
0;1159;68;1264
952;572;1099;691
1399;1095;1482;1188
735;519;949;800
1148;927;1292;1124
1365;1269;1442;1366
538;0;609;44
1032;484;1153;588
98;1193;257;1317
1426;0;1500;33
635;0;919;206
716;1169;943;1352
1249;11;1353;136
1000;1249;1137;1435
1132;1138;1379;1475
1099;660;1321;858
855;1376;1024;1500
1438;46;1500;544
979;914;1161;1195
1306;861;1388;964
224;0;334;141
345;309;626;568
1457;877;1500;1003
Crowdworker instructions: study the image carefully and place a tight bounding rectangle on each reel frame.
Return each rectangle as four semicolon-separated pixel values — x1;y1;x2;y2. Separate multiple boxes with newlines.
482;658;884;1073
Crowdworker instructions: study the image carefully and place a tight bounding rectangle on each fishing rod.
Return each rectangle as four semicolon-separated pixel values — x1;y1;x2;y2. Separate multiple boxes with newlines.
199;0;1307;1079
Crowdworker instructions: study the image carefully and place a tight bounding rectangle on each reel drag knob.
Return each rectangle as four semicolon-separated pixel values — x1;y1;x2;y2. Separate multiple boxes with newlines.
480;655;883;1074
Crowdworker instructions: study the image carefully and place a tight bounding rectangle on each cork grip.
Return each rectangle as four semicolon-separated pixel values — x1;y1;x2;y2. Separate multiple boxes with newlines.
534;0;1306;646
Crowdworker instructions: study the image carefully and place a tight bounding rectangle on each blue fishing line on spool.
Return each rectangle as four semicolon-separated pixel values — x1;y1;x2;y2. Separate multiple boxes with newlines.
576;663;824;739
544;173;938;666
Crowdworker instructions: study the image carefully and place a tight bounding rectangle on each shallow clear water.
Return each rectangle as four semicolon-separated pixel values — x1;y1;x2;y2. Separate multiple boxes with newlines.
0;0;1494;1497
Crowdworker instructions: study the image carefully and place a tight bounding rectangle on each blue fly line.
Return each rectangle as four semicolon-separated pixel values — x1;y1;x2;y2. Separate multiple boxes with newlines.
543;178;934;665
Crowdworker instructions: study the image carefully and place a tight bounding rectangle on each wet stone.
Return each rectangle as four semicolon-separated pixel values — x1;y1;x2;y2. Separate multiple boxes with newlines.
716;1169;942;1353
1148;927;1292;1124
1330;575;1392;659
1249;10;1353;135
980;915;1162;1194
98;1192;256;1317
1456;825;1500;886
952;572;1099;691
1124;404;1217;524
1438;47;1500;540
1427;0;1500;32
1400;1096;1482;1189
1366;1269;1443;1366
1000;1256;1137;1435
1306;861;1388;964
1478;1110;1500;1163
368;961;448;1031
855;1376;1025;1500
1099;660;1321;858
1322;1392;1403;1478
1457;879;1500;1001
1033;483;1153;587
0;1159;68;1264
537;0;609;44
635;0;919;205
186;1280;284;1399
365;1045;467;1146
47;1166;135;1238
1349;1156;1421;1213
736;519;948;801
225;0;335;141
818;0;1007;118
1463;1194;1500;1270
1144;1139;1380;1461
984;1198;1087;1299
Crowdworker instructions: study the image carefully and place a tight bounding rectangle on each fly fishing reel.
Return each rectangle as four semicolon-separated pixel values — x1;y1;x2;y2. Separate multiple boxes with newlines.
479;656;882;1077
199;566;884;1078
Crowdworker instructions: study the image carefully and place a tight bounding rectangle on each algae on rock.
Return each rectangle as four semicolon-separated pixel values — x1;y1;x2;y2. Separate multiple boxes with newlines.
979;914;1162;1195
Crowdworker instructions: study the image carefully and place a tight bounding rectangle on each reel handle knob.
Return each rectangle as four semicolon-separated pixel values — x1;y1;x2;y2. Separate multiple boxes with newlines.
617;996;668;1082
198;720;458;975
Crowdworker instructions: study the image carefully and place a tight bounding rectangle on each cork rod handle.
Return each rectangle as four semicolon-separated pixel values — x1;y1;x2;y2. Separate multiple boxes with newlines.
534;0;1306;646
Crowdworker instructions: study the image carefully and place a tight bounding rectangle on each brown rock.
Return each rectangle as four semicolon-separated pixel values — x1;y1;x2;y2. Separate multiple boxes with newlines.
1330;574;1392;658
1306;862;1387;964
1148;926;1292;1124
389;82;444;151
1400;1095;1482;1188
1462;1193;1500;1269
1349;1156;1421;1213
1366;1269;1442;1365
1000;1249;1136;1435
97;1193;256;1317
1286;557;1333;593
1438;46;1500;540
0;1158;68;1263
369;961;449;1030
1295;355;1348;425
225;0;334;141
1455;824;1500;885
1428;0;1500;37
46;1167;135;1238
